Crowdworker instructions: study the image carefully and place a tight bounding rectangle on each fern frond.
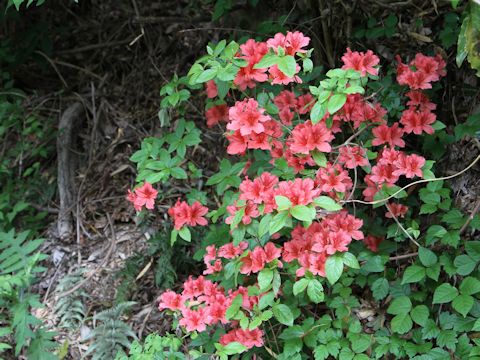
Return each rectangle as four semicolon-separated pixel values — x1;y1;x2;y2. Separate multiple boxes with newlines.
0;229;46;275
53;271;88;330
85;302;137;360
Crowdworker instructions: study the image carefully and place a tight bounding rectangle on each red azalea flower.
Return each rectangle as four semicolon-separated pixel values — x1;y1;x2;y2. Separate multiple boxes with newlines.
385;203;409;218
338;145;369;169
363;235;384;252
205;80;217;98
129;182;158;210
289;120;334;154
393;154;425;178
341;48;380;76
400;108;436;135
206;104;229;128
227;98;271;136
372;123;405;148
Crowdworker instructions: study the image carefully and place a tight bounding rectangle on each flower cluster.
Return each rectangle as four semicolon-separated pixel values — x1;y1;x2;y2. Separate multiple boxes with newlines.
158;276;265;349
226;98;283;155
396;53;446;90
233;32;310;91
148;30;449;358
283;211;364;276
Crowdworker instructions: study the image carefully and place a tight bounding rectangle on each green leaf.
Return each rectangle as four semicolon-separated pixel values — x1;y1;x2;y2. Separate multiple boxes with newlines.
258;214;273;238
452;294;474;317
171;167;188;179
269;211;289;234
313;196;342;211
310;102;327;124
290;205;316;222
307;279;324;303
387;296;412;315
371;278;389;300
325;255;343;285
410;305;429;326
391;313;413;334
459;276;480;295
342;252;360;269
327;93;347;114
272;304;294;326
223;342;248;355
178;226;191;242
258;292;275;310
418;247;438;267
293;278;309;296
254;54;279;69
170;229;178;246
312;150;327;167
401;265;426;284
343;85;365;94
432;283;459;304
454;254;477;276
226;295;243;320
277;55;297;77
466;241;480;261
258;268;274;292
196;68;217;83
275;195;292;211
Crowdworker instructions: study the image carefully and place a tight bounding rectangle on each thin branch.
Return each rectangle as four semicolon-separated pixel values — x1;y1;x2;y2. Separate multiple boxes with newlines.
342;154;480;206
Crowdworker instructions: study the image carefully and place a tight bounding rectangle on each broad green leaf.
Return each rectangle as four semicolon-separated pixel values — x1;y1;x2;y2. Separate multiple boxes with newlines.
290;205;316;222
258;268;274;292
466;241;480;261
391;313;412;334
387;296;412;315
342;252;360;269
432;283;459;304
312;150;327;167
459;276;480;295
223;342;248;355
254;54;279;69
226;295;243;320
307;279;324;303
275;195;292;211
293;278;309;296
452;294;474;318
258;292;275;310
272;304;294;326
313;196;342;211
178;226;191;242
371;278;389;300
277;55;297;77
410;305;429;326
325;255;343;285
258;214;273;238
269;211;289;234
454;254;477;276
418;247;438;267
310;102;327;124
401;265;426;284
327;93;347;114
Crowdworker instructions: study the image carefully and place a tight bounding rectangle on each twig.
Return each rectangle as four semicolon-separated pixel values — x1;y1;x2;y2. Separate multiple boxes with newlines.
35;51;68;88
343;154;480;206
385;203;420;247
460;200;480;235
56;213;117;298
389;252;418;261
55;40;132;55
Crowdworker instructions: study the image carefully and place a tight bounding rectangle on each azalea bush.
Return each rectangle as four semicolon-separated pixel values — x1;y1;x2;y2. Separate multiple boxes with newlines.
127;31;480;359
